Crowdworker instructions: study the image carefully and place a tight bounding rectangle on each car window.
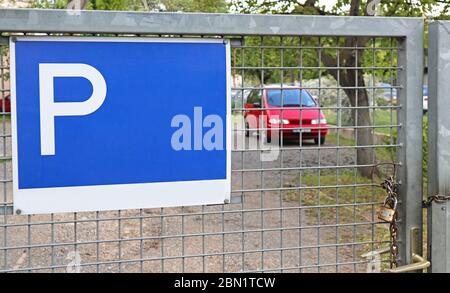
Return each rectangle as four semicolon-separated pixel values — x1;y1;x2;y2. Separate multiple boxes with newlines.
266;89;316;107
246;90;255;104
247;90;262;105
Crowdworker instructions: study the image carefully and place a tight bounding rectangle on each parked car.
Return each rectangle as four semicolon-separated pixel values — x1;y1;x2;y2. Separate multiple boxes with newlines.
423;85;428;113
376;83;428;114
376;82;397;101
0;94;10;113
244;85;328;145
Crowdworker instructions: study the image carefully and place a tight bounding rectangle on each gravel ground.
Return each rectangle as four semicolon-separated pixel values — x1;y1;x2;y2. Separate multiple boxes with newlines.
0;122;370;273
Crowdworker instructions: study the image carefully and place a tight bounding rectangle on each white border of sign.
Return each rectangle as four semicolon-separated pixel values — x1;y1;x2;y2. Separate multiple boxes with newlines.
10;36;231;215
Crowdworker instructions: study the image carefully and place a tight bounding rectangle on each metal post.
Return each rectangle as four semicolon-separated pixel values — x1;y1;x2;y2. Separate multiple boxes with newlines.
427;21;450;273
429;201;450;272
396;20;424;267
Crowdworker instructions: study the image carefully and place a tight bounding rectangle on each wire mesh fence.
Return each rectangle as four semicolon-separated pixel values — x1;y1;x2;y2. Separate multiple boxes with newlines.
0;31;405;273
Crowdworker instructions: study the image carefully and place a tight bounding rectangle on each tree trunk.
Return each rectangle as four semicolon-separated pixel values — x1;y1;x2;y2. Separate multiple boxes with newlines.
66;0;88;10
321;37;379;178
342;72;378;178
305;0;379;178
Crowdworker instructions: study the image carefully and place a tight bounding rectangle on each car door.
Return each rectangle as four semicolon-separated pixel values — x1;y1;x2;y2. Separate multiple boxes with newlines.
244;89;263;130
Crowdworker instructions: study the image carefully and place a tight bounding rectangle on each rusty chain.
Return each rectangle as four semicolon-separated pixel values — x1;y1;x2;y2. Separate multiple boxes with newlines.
371;162;400;269
380;175;400;269
374;163;450;269
423;194;450;208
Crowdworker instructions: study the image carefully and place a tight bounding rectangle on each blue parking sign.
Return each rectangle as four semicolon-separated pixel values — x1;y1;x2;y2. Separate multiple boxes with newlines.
11;37;231;214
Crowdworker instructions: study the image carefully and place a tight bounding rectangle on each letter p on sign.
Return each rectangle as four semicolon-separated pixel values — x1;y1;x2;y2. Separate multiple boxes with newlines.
39;63;107;156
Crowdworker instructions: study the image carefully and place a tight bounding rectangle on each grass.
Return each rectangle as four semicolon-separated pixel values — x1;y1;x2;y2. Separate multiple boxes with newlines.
0;114;10;121
283;168;392;270
326;131;396;163
323;109;398;135
282;131;396;269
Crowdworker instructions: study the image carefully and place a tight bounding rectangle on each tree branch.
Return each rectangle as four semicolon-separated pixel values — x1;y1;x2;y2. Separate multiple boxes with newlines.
320;51;338;81
349;0;361;16
295;0;328;15
304;0;318;7
66;0;88;10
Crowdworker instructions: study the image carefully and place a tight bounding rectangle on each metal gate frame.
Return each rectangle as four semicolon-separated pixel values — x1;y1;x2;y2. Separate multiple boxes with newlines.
427;20;450;273
0;8;424;270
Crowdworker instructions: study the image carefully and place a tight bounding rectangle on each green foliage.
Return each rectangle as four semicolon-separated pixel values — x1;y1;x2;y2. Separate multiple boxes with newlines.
234;36;335;85
230;0;449;18
376;98;389;107
389;115;428;181
32;0;68;8
30;0;228;12
162;0;227;12
90;0;129;10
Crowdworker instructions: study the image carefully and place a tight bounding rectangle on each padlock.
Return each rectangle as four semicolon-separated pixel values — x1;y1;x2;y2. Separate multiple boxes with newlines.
377;195;397;223
377;205;396;223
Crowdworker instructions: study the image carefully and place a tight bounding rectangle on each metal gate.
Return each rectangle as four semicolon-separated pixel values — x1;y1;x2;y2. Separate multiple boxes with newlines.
427;20;450;273
0;9;423;273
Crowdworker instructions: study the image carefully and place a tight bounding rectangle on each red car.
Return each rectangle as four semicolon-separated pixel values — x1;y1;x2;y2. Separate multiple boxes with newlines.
244;85;328;144
0;94;10;113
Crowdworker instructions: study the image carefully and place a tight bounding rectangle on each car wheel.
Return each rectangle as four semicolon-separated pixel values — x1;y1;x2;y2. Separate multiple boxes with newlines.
314;137;326;145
